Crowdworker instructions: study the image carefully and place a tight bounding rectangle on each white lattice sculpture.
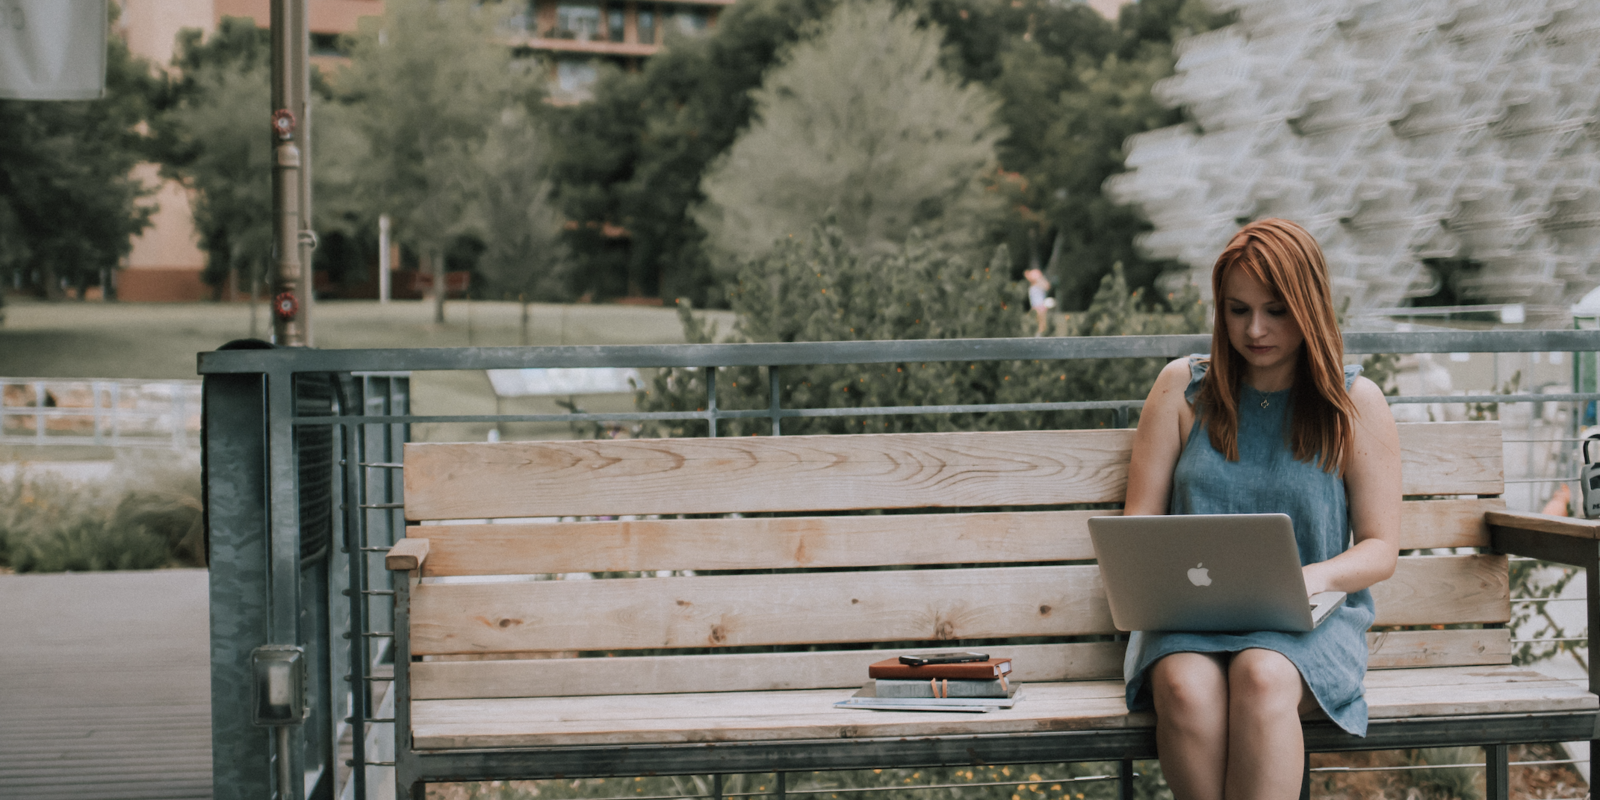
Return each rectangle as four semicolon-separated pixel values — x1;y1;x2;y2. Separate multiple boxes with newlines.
1105;0;1600;324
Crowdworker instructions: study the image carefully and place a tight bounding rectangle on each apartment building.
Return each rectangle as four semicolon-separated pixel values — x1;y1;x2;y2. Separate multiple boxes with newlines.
509;1;733;102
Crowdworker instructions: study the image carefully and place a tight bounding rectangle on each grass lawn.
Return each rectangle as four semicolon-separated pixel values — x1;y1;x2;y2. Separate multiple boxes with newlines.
0;298;734;443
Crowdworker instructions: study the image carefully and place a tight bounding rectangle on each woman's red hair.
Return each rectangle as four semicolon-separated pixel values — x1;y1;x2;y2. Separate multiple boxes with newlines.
1196;219;1356;473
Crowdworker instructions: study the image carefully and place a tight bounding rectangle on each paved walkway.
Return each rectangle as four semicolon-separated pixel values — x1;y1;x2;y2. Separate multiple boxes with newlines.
0;569;211;799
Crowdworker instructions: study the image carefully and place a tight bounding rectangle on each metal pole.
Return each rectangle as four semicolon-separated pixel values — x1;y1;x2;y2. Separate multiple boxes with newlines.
768;366;781;436
276;727;293;800
705;368;717;438
379;215;392;305
293;0;314;346
270;0;308;346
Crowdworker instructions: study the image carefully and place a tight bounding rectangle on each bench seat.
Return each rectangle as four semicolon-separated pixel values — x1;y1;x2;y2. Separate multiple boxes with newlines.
412;666;1594;750
390;423;1600;797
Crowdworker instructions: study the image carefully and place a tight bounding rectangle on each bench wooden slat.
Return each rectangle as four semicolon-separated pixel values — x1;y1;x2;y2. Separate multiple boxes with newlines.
413;642;1125;699
417;510;1109;575
409;555;1507;655
1370;554;1508;626
1365;628;1511;670
1398;421;1503;496
409;665;1593;750
404;430;1135;520
411;628;1511;699
405;496;1503;577
403;422;1500;521
411;564;1112;655
1399;497;1500;551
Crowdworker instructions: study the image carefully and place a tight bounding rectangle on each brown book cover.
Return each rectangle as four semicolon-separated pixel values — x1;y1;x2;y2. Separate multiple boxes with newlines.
867;657;1012;680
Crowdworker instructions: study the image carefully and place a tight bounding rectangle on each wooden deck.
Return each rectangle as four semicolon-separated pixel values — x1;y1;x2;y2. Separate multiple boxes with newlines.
0;570;211;799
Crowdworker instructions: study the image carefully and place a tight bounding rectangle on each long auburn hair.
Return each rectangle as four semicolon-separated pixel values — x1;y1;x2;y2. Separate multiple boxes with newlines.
1196;219;1356;473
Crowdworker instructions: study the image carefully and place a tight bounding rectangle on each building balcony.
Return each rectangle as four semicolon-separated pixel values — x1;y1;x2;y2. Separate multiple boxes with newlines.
513;34;662;57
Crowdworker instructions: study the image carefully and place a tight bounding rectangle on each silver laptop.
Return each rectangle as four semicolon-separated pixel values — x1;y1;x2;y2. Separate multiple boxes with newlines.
1087;513;1346;632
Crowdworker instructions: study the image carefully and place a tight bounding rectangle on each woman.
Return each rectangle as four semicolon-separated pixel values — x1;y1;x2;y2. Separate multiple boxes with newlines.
1025;268;1054;337
1121;219;1402;800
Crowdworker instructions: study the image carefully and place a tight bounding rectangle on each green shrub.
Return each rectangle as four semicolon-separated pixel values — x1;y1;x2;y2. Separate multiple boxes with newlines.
636;222;1205;437
0;453;204;572
1409;747;1481;800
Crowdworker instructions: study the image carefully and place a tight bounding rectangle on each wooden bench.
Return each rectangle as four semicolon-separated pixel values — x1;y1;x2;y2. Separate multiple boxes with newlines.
387;421;1600;799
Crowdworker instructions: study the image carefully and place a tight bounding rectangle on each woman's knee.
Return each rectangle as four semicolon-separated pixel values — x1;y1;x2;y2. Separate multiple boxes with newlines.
1227;650;1303;711
1150;654;1228;716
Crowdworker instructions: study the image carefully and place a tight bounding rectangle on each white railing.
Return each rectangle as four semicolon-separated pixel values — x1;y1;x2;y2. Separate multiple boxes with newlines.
0;378;202;449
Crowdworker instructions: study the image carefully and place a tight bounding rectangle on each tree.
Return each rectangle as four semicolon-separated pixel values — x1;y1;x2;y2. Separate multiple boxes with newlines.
334;0;541;321
474;107;569;301
159;25;273;305
636;222;1205;438
695;0;1006;276
0;9;159;300
919;0;1233;310
548;0;836;304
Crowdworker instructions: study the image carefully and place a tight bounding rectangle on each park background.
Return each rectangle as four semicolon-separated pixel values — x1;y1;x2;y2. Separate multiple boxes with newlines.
6;0;1600;798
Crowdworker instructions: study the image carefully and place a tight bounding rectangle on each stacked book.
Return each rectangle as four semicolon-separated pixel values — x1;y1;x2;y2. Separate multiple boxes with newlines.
834;654;1018;713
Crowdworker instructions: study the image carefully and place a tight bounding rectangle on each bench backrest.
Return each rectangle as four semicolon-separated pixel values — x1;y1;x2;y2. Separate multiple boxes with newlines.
400;421;1508;701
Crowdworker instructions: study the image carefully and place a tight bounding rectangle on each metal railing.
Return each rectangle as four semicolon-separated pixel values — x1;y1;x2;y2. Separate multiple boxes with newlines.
0;377;201;449
198;329;1600;800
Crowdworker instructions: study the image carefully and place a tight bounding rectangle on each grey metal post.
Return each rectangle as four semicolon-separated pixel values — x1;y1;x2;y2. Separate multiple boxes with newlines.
1589;560;1600;782
394;574;422;800
205;372;274;799
268;370;306;797
706;367;718;438
1118;759;1134;800
111;382;122;445
342;406;371;800
292;0;314;346
1484;743;1508;800
92;381;103;446
769;366;781;436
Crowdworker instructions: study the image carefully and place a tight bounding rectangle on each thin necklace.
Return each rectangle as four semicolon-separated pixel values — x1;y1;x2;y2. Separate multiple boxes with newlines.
1260;397;1271;408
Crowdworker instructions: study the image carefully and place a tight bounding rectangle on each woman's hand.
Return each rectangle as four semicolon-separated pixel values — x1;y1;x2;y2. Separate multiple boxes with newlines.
1301;563;1330;597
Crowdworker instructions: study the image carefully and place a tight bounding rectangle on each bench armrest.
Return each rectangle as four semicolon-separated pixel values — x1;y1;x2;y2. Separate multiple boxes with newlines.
386;538;430;572
1486;510;1600;540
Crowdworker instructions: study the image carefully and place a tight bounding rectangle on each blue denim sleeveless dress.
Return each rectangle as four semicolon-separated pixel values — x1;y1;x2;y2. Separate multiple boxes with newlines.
1122;356;1373;736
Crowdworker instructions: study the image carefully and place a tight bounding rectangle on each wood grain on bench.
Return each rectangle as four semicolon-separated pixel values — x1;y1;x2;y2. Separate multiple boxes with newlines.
396;419;1545;765
411;628;1511;699
412;497;1502;577
403;422;1502;521
407;555;1507;656
407;666;1592;750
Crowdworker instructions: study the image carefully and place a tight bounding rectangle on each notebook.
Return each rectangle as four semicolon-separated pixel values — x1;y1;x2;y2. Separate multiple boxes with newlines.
1087;513;1346;633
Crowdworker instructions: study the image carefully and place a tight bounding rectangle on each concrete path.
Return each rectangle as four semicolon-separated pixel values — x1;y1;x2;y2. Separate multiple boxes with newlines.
0;569;211;799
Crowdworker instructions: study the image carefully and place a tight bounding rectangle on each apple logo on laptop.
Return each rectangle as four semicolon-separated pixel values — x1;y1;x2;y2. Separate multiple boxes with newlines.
1187;563;1212;587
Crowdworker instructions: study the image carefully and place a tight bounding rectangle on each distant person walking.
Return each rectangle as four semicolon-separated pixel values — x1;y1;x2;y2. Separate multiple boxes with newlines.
1024;268;1054;336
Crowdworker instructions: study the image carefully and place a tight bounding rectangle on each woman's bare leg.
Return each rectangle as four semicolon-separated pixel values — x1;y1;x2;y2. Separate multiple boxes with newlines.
1150;652;1230;800
1222;649;1310;800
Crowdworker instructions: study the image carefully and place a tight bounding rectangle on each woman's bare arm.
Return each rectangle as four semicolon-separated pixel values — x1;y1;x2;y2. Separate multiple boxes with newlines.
1302;376;1402;595
1124;358;1196;516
